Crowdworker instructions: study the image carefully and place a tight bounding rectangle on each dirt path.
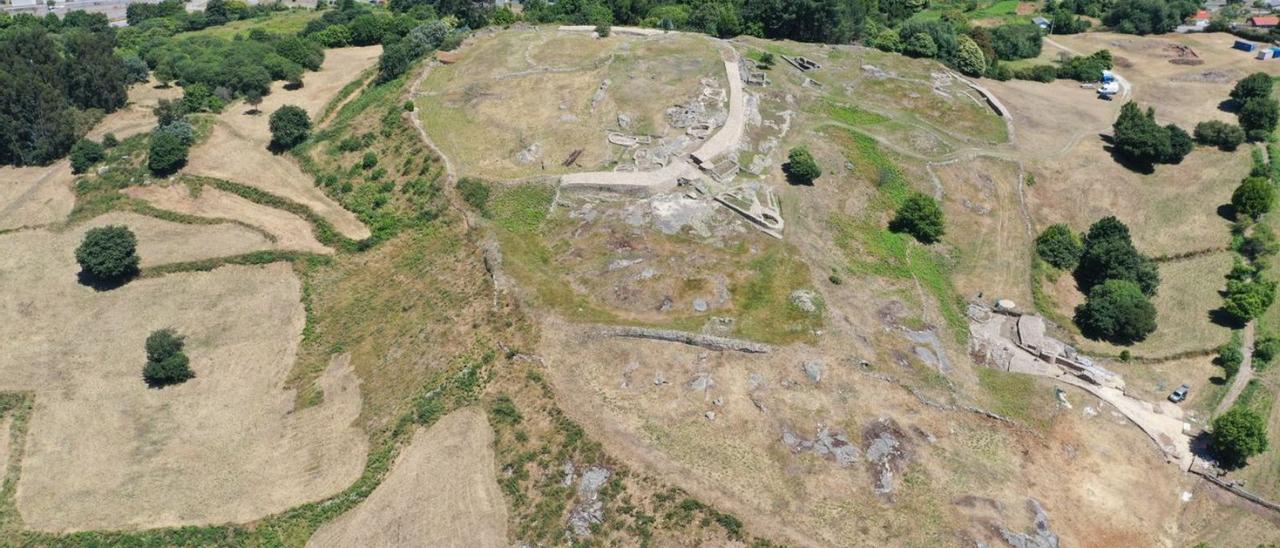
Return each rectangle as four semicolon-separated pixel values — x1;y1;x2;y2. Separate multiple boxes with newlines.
1215;321;1256;417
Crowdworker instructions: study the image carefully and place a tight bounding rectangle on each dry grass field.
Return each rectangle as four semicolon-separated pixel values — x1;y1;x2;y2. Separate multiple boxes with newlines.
306;408;507;548
86;79;183;142
0;161;75;231
186;46;380;241
0;224;366;531
75;211;276;266
125;183;332;254
417;28;722;180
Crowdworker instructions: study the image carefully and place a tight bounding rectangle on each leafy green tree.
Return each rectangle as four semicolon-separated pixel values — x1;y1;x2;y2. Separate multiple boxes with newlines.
1193;120;1245;151
75;225;139;282
123;55;150;84
148;131;188;175
268;105;311;150
1074;279;1158;344
1223;277;1277;322
143;328;194;387
1211;407;1269;468
1112;102;1166;164
60;29;128;112
273;36;325;71
954;35;986;76
890;192;946;243
1163;123;1193;163
869;28;902;52
903;32;937;58
1239;97;1279;139
1217;338;1243;378
783;147;821;185
989;23;1042;60
1036;224;1083;269
69;138;104;174
1232;176;1275;220
153;98;186;127
1103;0;1198;35
1230;72;1274;104
1076;216;1160;295
1255;335;1280;369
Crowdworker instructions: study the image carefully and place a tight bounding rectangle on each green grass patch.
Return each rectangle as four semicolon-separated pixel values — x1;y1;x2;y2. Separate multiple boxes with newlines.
1235;378;1276;419
181;9;321;40
825;101;890;127
488;183;555;234
977;368;1055;430
973;0;1021;18
732;246;823;345
140;250;329;278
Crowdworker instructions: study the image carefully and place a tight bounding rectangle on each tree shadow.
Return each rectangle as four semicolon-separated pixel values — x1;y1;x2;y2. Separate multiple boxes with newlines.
1100;134;1156;175
283;82;303;91
1209;307;1247;329
1217;203;1237;222
1218;99;1241;114
1209;375;1228;386
1189;430;1217;462
76;268;136;291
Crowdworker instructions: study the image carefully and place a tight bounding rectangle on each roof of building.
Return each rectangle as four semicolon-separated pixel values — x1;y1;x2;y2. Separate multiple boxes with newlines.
1251;15;1280;26
1032;16;1050;25
1016;315;1046;350
1192;9;1210;20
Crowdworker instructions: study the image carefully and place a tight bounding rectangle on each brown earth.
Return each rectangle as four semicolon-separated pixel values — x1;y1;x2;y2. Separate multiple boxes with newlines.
185;46;380;241
306;407;507;548
77;211;276;266
125;183;332;254
0;224;366;532
0;161;75;231
86;79;183;141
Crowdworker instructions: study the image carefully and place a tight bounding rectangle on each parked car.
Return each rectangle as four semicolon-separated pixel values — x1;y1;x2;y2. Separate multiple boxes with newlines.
1169;384;1190;403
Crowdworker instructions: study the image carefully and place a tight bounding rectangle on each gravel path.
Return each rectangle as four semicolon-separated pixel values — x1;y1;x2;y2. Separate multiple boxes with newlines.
1214;321;1256;417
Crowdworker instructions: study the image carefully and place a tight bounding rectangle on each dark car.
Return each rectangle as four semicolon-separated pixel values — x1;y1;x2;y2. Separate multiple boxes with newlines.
1169;384;1190;403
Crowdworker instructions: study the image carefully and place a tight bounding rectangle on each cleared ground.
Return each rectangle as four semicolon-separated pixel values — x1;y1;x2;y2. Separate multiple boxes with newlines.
125;183;332;254
86;78;183;142
306;407;507;548
185;46;380;240
77;211;275;266
417;28;722;180
0;224;365;531
0;161;75;231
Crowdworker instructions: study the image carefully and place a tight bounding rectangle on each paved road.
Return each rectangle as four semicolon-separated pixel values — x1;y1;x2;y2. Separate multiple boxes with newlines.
1215;321;1256;417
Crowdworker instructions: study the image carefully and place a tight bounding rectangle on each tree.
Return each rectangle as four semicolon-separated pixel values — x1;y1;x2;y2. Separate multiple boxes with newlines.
1194;120;1245;151
1164;124;1193;163
1036;224;1083;269
75;225;139;283
269;105;311;150
1217;338;1243;378
989;23;1042;60
1230;72;1274;104
241;89;262;114
869;28;902;52
954;35;986;77
890;192;946;243
60;29;128;112
153;99;185;127
595;22;611;37
1211;407;1269;468
1076;216;1160;295
1232;176;1275;220
1223;278;1277;322
69;138;105;174
1074;279;1158;344
1113;102;1185;166
123;55;151;84
783;146;821;185
148;131;188;175
1238;97;1279;139
143;328;194;387
1103;0;1198;35
903;32;937;58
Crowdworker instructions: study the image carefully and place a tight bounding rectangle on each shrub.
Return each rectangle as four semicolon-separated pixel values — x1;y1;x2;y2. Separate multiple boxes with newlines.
154;120;195;147
268;105;311;150
903;32;937;58
1223;277;1277;322
890;192;946;244
1074;279;1157;344
759;51;776;67
457;177;491;212
1165;124;1193;163
595;22;611;37
1232;176;1275;220
869;28;902;52
75;225;139;283
403;100;415;111
1057;50;1112;82
361;151;378;170
989;23;1042;60
1193;120;1245;151
143;328;194;387
1217;338;1244;378
1035;224;1082;269
783;147;821;185
1211;407;1269;468
148;131;188;175
102;133;119;148
1013;64;1057;83
69;138;105;174
954;35;986;76
1254;336;1280;371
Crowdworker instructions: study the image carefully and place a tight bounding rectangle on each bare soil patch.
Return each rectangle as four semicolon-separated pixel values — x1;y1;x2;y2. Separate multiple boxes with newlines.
0;226;366;532
185;46;380;240
125;183;332;254
307;407;507;548
937;156;1033;306
0;161;75;231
